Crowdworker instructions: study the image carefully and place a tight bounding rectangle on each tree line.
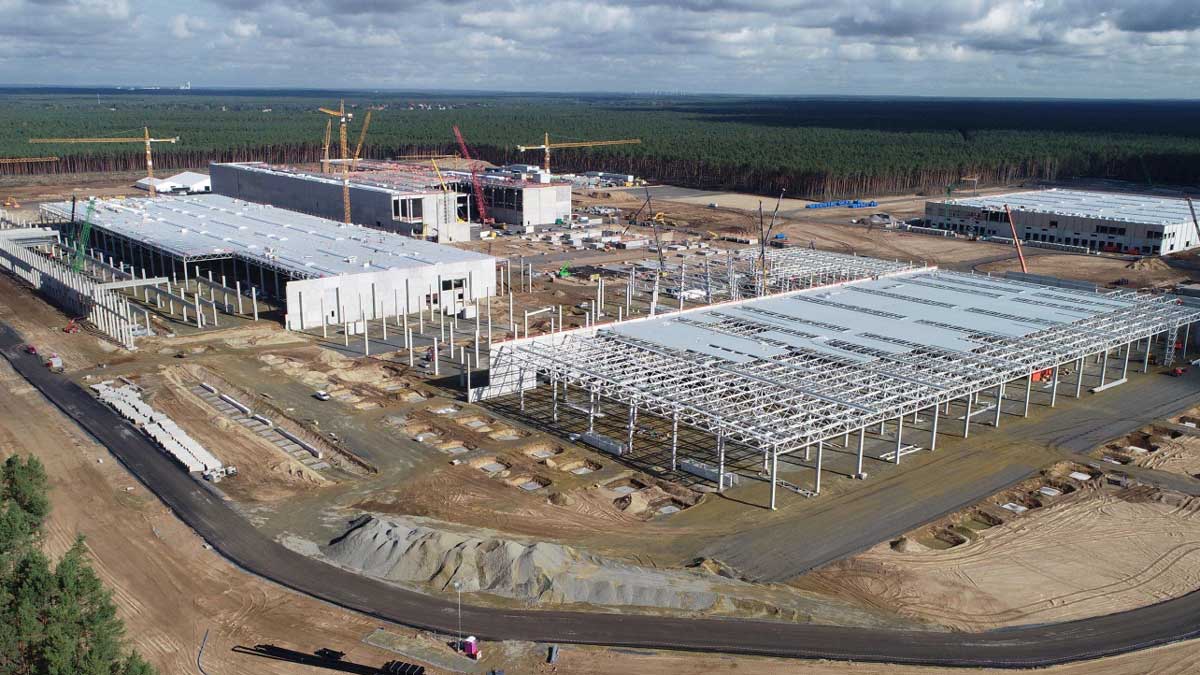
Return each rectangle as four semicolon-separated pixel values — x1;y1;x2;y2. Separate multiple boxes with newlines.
3;93;1199;199
0;455;155;675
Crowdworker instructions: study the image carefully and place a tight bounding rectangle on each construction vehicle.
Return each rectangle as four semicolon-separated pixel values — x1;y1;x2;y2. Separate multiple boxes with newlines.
451;125;494;225
516;132;640;173
30;128;178;197
3;197;19;209
557;263;572;278
63;318;81;334
1170;366;1189;377
45;353;64;373
318;101;354;223
23;344;37;355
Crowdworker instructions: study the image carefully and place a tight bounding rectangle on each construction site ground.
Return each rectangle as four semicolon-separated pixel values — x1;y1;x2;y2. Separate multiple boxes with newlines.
7;173;1200;671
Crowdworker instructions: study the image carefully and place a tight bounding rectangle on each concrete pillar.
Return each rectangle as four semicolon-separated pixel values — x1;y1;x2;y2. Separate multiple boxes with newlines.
671;411;679;472
930;404;939;451
963;394;972;438
1050;365;1059;407
769;447;778;510
855;427;866;477
717;429;726;493
1023;373;1032;417
626;403;637;454
814;440;824;494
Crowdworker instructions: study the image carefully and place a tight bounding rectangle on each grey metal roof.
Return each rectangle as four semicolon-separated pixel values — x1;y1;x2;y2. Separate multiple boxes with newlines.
943;189;1193;226
611;270;1128;359
40;194;494;279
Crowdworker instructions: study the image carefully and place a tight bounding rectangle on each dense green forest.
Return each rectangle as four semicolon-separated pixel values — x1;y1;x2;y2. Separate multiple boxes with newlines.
2;89;1199;199
0;454;155;675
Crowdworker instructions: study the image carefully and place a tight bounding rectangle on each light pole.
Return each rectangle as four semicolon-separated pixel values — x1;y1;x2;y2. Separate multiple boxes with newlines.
452;580;463;652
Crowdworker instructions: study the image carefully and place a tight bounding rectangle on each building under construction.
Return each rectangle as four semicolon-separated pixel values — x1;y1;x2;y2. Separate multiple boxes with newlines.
211;160;574;238
39;195;497;333
481;248;1200;508
926;189;1200;256
211;162;472;243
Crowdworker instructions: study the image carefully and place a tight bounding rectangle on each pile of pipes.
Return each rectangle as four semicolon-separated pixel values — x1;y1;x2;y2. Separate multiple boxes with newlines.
91;381;231;478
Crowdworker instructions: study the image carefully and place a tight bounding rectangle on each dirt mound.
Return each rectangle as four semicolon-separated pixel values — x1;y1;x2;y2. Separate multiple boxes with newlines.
325;515;732;611
1127;257;1171;272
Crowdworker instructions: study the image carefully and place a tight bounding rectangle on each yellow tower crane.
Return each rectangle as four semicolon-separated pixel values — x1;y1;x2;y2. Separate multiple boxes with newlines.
30;127;178;197
318;101;354;223
351;110;372;171
516;133;640;174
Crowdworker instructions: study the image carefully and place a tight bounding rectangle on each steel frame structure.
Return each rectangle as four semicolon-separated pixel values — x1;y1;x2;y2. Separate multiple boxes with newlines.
488;254;1200;509
630;247;918;301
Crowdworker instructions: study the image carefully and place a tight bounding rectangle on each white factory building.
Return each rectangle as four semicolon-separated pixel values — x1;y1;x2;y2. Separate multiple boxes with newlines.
135;171;213;195
40;194;497;333
925;189;1200;256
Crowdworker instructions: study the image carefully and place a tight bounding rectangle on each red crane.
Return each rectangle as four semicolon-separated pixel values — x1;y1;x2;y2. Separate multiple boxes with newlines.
451;125;494;225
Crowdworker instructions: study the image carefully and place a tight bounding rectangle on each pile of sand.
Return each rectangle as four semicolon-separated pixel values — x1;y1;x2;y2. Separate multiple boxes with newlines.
324;515;729;610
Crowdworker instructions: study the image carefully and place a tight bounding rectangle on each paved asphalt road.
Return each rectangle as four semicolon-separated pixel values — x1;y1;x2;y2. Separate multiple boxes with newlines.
5;322;1200;667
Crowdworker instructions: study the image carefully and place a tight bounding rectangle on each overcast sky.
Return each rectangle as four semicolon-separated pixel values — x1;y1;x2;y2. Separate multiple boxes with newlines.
1;0;1196;97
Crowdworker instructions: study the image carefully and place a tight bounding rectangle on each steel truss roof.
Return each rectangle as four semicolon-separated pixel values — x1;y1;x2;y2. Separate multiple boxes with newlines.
631;247;917;300
504;260;1200;456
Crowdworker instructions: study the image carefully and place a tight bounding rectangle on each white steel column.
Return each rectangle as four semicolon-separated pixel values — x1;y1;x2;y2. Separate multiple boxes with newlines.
1121;341;1131;380
1075;357;1085;397
993;383;1004;427
893;416;903;464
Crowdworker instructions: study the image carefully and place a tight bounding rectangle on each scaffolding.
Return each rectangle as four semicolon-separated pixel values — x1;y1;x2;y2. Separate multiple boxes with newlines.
483;253;1200;508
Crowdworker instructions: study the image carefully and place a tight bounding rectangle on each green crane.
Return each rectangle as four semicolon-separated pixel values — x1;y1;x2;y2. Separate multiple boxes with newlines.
72;198;96;273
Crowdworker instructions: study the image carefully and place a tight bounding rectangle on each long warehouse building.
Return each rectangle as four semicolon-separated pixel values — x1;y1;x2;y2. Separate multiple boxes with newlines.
483;249;1200;508
925;188;1200;255
210;162;472;243
39;195;497;331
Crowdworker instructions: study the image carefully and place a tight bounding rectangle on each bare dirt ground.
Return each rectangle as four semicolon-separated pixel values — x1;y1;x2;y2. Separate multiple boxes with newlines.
578;186;1200;288
542;639;1200;675
792;465;1200;632
979;254;1188;288
0;360;470;675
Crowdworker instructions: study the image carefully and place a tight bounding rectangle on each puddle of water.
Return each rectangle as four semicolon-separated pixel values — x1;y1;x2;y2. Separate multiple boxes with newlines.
657;505;680;516
519;481;543;491
570;466;594;475
480;462;506;473
612;486;637;496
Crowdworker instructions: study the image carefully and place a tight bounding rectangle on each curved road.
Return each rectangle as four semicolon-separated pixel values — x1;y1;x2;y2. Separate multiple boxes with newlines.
4;324;1200;667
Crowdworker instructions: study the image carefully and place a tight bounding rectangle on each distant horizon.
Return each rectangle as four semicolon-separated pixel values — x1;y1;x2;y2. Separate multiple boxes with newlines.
2;84;1199;104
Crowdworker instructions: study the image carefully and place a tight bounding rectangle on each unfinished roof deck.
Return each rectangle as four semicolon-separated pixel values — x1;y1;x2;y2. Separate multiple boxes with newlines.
39;194;493;279
946;189;1192;226
493;252;1200;465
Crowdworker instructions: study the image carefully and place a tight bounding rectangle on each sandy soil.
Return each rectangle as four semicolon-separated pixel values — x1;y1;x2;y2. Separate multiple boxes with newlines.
143;367;331;502
794;479;1200;631
979;254;1188;288
542;638;1200;675
0;360;469;674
